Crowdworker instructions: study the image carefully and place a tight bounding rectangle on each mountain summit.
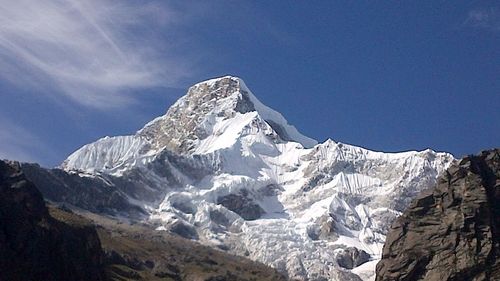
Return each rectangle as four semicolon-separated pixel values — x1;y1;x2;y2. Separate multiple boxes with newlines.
28;76;454;280
62;76;316;174
139;76;317;152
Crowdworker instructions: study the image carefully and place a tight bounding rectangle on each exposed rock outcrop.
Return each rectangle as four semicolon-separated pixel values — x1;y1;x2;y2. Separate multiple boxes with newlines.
376;149;500;281
336;247;371;270
217;190;265;221
0;160;105;281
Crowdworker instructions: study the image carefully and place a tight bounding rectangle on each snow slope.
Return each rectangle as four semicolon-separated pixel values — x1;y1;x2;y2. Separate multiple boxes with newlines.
62;76;454;280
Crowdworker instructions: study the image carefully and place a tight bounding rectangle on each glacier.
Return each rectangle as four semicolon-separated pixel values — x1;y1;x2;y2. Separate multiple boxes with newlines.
61;76;454;280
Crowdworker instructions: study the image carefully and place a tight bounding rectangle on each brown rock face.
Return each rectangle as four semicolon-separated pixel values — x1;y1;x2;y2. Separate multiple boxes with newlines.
138;76;254;154
0;160;105;281
375;149;500;281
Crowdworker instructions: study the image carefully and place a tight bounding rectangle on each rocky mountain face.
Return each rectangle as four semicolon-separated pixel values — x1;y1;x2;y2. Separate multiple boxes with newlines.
0;160;106;281
375;149;500;281
22;76;455;280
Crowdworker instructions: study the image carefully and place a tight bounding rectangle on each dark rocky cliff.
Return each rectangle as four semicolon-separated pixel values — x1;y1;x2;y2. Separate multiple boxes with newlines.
0;160;105;281
375;149;500;281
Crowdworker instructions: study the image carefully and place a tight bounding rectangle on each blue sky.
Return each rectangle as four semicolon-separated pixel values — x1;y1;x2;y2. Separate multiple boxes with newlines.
0;1;498;167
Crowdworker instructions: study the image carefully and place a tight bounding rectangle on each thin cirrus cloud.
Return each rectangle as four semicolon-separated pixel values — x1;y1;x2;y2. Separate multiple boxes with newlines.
0;0;193;109
465;7;500;32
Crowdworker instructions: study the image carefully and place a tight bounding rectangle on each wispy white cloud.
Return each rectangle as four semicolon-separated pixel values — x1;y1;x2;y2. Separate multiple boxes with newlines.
465;7;500;32
0;0;193;109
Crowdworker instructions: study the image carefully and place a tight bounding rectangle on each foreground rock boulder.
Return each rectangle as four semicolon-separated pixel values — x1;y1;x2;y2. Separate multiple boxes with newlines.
376;149;500;281
336;247;371;270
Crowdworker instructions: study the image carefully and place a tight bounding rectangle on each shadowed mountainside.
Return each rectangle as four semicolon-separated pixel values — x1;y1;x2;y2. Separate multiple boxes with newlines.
1;159;287;281
0;160;105;281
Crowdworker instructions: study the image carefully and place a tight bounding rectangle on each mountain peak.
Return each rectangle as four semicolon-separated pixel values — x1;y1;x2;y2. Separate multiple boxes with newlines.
138;76;317;153
62;75;317;173
189;75;245;101
57;76;456;280
194;75;242;87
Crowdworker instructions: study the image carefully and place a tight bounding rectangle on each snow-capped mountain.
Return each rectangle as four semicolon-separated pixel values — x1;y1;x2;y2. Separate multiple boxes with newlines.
59;76;454;280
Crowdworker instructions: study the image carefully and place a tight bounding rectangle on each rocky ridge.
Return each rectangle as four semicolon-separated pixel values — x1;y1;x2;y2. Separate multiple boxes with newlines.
375;149;500;281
